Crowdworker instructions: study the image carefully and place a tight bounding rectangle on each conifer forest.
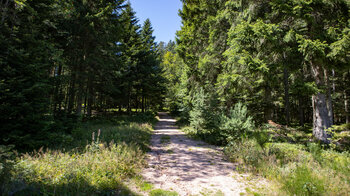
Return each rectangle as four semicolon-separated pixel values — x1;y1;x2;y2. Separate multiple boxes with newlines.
1;0;350;195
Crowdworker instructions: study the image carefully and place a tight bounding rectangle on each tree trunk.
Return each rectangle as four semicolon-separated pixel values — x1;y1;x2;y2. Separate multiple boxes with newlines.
298;97;305;127
76;88;83;116
325;69;334;125
312;93;331;142
52;65;62;115
68;71;76;114
264;86;274;122
284;67;290;125
127;82;131;114
142;93;145;113
87;73;94;118
75;65;85;116
345;90;349;124
311;62;332;142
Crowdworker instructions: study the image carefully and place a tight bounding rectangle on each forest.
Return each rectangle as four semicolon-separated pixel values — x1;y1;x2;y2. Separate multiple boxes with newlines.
1;0;350;195
0;0;165;150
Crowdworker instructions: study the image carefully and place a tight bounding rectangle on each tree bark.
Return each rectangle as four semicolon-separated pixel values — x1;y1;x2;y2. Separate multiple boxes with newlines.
325;69;334;125
68;71;76;114
298;97;305;127
142;93;145;113
264;86;274;122
52;65;62;115
284;67;290;125
311;62;332;142
345;90;349;124
75;74;84;116
127;82;131;114
87;72;94;118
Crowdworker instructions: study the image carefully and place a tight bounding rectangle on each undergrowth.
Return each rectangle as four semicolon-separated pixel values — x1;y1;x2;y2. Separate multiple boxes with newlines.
224;136;350;195
1;113;155;195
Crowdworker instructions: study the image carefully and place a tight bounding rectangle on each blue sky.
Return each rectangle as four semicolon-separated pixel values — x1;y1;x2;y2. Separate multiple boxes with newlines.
129;0;182;43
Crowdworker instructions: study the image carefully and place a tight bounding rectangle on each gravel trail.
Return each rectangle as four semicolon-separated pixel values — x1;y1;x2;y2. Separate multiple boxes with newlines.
142;112;262;196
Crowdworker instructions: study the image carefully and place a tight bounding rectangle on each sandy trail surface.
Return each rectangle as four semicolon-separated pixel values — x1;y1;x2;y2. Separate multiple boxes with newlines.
142;112;258;196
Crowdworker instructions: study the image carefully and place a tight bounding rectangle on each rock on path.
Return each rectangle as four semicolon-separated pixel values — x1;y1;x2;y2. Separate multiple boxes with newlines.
142;112;258;196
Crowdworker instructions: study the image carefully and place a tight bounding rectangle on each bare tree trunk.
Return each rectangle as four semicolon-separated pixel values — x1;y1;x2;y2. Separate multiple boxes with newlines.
264;86;274;122
325;69;334;125
298;97;305;126
142;93;145;113
68;71;76;114
311;62;332;142
52;65;62;115
127;82;131;114
87;73;94;118
83;87;88;115
76;87;83;116
345;90;349;124
284;67;290;125
75;65;85;116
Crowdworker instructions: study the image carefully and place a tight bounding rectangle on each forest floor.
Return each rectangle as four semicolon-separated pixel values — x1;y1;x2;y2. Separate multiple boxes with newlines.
142;112;268;196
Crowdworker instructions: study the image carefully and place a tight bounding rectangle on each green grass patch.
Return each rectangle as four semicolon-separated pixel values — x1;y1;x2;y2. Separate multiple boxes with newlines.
200;188;225;196
140;182;154;192
224;138;350;195
282;164;325;196
1;114;155;195
149;189;178;196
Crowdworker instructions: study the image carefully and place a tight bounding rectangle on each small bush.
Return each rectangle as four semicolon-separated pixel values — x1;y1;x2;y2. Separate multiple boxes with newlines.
267;143;311;164
219;102;255;143
189;88;219;133
225;139;263;171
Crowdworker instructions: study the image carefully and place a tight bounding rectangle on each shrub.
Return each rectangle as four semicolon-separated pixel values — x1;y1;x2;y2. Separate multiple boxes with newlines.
189;88;219;133
266;143;311;164
225;139;263;171
219;102;255;143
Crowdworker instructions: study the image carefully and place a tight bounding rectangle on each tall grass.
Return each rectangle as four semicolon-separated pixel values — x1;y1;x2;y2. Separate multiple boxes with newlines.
224;135;350;195
1;114;154;195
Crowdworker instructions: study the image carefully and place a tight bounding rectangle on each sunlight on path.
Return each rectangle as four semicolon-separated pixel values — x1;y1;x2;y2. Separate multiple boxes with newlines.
142;112;266;196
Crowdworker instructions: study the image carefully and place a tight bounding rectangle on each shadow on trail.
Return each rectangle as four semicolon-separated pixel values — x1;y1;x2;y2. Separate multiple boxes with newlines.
146;112;235;183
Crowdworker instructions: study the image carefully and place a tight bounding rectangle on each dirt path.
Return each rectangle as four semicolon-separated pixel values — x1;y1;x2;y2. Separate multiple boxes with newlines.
142;113;264;196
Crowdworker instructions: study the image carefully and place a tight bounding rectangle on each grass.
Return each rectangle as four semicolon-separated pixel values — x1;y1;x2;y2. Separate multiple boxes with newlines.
181;122;350;195
199;188;225;196
1;113;156;195
224;134;350;195
149;189;178;196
